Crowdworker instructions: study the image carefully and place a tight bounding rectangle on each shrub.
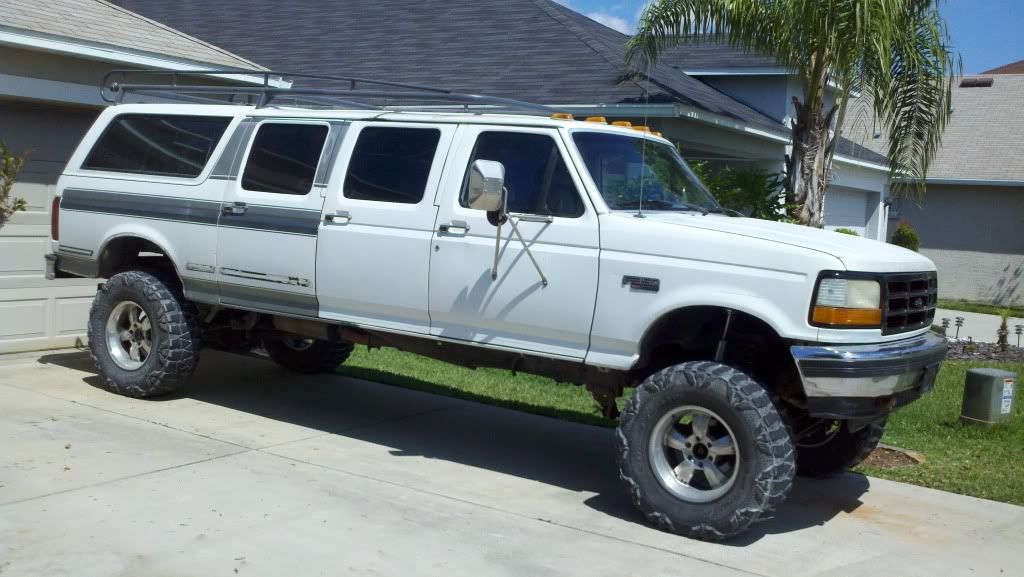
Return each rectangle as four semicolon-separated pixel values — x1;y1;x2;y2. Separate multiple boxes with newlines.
690;161;787;221
891;220;920;252
833;227;859;236
0;141;29;227
997;309;1010;352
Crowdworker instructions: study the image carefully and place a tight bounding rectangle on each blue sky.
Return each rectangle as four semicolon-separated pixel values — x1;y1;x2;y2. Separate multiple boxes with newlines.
562;0;1024;74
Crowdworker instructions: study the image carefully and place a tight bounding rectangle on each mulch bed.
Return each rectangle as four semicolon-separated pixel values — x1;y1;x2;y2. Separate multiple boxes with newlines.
944;341;1024;362
862;445;925;469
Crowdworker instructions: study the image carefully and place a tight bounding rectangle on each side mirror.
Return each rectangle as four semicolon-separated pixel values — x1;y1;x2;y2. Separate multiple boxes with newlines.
467;159;505;212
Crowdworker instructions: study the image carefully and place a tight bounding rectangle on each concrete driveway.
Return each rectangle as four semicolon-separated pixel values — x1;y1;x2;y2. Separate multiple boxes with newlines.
1;349;1021;577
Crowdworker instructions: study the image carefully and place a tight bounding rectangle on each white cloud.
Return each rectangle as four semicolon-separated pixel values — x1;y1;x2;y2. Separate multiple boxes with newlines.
586;11;633;34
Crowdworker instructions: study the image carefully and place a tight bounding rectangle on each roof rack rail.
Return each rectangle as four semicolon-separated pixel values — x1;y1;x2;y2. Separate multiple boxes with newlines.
101;69;562;115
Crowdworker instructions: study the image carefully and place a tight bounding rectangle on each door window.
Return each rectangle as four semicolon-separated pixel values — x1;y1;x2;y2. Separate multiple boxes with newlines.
241;123;329;195
343;127;442;204
460;132;584;217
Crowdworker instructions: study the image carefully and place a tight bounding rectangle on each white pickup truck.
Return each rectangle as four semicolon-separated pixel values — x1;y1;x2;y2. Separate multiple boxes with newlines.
48;85;945;540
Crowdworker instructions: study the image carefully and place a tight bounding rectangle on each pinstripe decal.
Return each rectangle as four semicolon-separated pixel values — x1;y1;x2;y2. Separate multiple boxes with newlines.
61;188;322;236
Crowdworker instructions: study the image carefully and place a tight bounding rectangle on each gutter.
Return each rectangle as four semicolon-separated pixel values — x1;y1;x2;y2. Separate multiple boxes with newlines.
0;26;286;88
918;178;1024;188
559;102;889;172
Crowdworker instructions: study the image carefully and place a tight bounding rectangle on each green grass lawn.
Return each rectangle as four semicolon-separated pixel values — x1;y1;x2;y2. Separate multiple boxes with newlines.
338;346;1023;505
937;299;1024;318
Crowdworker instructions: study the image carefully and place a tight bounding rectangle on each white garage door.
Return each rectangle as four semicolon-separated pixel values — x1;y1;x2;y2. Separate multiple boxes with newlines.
824;187;869;236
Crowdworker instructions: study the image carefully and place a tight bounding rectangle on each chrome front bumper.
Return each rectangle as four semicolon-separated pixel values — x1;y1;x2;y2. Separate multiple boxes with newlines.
791;332;947;419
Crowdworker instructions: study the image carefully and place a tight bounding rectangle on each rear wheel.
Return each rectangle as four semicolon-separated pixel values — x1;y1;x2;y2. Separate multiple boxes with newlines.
617;361;795;541
264;338;353;373
792;417;886;477
88;271;200;397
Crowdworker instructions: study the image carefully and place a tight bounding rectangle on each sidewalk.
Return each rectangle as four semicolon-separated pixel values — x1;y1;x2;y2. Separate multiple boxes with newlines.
935;308;1024;344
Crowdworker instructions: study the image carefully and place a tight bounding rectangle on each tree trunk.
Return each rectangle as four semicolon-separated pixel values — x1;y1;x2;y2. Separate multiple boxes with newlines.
784;97;837;228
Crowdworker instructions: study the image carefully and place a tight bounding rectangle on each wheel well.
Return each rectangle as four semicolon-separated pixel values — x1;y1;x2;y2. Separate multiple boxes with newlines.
98;236;179;284
636;306;800;398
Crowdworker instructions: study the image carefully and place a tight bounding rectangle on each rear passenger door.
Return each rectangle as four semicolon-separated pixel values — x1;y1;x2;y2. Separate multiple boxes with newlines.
215;119;341;317
316;122;454;333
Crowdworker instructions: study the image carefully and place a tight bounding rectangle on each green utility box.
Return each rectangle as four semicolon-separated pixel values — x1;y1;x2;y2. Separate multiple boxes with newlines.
960;368;1016;428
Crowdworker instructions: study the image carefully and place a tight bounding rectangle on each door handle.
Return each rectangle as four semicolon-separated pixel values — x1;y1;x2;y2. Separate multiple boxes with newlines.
325;210;351;224
222;201;247;215
438;220;470;235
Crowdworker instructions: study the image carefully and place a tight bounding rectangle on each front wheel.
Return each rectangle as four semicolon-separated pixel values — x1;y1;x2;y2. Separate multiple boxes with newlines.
617;361;795;541
264;338;353;373
88;271;200;398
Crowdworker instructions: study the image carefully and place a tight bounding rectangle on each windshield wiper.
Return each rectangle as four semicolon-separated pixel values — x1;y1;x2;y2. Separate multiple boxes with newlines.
706;207;741;217
615;199;709;214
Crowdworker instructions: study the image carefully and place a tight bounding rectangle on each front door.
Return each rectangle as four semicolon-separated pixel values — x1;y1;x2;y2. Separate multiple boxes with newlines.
216;119;334;316
316;122;455;333
428;126;600;359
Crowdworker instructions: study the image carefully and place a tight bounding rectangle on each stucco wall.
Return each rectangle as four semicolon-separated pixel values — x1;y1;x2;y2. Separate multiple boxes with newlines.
892;184;1024;306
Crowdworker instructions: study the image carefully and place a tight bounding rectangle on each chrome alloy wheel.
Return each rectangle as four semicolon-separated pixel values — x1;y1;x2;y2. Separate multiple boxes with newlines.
105;301;153;371
649;405;740;503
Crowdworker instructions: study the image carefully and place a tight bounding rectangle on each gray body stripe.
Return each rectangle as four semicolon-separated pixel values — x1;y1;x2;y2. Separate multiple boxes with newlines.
218;204;321;236
62;188;220;225
61;188;322;236
183;277;318;317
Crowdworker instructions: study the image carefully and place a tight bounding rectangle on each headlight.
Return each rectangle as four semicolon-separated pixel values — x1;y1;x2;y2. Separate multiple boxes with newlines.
811;275;882;327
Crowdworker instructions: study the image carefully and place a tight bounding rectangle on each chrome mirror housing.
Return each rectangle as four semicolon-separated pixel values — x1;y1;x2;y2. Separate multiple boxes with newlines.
467;159;505;212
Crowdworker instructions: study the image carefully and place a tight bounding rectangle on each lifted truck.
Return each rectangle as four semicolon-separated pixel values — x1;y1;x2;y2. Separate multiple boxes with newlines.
48;71;945;540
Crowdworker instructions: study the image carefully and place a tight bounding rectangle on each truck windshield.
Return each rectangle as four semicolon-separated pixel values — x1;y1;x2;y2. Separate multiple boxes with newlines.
572;131;722;213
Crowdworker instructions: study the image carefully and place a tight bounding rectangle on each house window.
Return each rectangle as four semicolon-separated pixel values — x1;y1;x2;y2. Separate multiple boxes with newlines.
82;114;231;178
461;132;584;217
241;123;329;195
343;127;442;204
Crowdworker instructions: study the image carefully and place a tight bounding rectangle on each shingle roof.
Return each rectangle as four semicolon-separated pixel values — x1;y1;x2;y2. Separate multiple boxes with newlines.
843;74;1024;181
0;0;265;70
659;37;782;71
108;0;784;131
983;60;1024;74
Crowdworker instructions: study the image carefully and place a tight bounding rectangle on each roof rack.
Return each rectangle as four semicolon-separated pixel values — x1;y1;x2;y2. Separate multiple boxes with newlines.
101;69;562;116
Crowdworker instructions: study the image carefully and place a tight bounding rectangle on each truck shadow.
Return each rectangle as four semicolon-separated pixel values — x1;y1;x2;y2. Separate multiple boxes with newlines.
38;349;869;545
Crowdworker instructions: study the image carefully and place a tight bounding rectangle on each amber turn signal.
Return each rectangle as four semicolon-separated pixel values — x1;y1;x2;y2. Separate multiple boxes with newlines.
812;306;882;327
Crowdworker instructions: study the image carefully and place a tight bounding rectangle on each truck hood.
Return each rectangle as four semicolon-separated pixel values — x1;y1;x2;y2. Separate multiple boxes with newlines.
613;212;935;273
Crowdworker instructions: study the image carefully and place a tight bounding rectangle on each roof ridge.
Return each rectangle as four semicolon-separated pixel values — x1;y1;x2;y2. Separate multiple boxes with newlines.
88;0;264;70
531;0;626;73
532;0;686;101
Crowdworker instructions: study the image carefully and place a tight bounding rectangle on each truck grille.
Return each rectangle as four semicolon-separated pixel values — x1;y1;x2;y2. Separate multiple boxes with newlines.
882;272;938;335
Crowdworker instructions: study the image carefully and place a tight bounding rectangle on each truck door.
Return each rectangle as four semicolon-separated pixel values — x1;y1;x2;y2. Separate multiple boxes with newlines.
428;126;600;359
214;119;338;316
316;122;455;333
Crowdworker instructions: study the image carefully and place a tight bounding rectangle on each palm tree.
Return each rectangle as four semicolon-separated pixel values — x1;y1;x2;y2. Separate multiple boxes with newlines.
627;0;959;227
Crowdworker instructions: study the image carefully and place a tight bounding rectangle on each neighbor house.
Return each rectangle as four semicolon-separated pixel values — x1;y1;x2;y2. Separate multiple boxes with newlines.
0;0;269;352
843;72;1024;307
112;0;892;240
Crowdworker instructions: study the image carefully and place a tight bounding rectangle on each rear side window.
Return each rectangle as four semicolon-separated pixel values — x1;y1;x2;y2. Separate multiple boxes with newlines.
461;132;584;217
344;127;441;204
241;123;329;195
83;114;231;178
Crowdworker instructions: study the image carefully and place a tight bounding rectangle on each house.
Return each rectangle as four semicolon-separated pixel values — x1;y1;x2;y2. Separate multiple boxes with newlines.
843;72;1024;307
111;0;891;240
0;0;269;353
